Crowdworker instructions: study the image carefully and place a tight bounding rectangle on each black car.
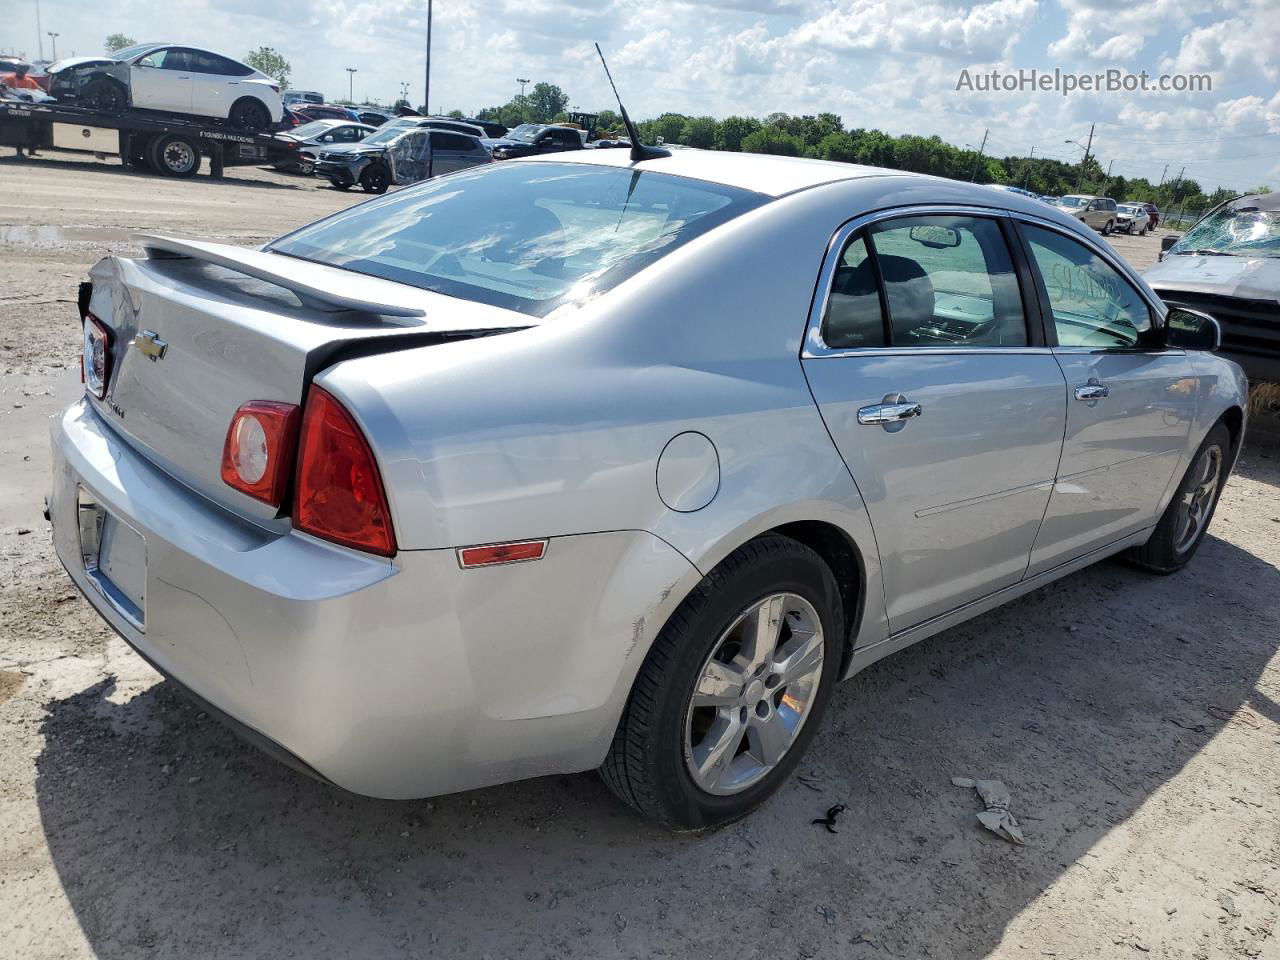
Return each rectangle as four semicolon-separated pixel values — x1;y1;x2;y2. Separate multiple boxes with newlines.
314;126;490;194
488;123;584;160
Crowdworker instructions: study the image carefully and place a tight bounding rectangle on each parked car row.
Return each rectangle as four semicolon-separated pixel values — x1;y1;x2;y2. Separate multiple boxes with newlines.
989;185;1161;237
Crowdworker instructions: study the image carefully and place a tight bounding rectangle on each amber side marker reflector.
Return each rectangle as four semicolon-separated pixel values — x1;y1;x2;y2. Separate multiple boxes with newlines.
457;540;548;569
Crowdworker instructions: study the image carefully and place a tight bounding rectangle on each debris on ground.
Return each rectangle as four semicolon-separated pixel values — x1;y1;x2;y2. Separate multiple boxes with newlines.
811;803;847;834
952;776;1025;844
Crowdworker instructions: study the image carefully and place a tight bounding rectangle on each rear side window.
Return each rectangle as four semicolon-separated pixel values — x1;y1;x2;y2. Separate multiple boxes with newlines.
432;133;475;151
821;215;1027;349
1022;225;1152;348
270;163;768;318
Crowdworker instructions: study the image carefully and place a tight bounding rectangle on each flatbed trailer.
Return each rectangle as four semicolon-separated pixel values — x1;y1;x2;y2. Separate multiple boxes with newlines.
0;101;288;178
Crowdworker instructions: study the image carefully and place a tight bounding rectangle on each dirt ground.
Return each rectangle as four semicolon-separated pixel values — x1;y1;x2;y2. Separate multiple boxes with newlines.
1;152;1278;960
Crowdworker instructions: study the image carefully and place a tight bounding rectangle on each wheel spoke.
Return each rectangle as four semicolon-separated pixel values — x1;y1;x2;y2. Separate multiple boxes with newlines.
774;629;824;685
740;595;784;672
691;660;747;708
691;716;745;790
748;712;793;768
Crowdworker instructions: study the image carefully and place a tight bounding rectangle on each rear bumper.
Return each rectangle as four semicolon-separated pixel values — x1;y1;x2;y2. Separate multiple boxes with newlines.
50;399;698;798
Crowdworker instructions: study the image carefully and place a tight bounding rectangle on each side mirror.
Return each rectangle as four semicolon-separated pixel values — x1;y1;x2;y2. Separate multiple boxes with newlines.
1165;306;1220;352
1159;234;1181;261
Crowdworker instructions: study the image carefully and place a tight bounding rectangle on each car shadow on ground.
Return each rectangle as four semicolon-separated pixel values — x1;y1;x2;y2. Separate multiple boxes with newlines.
34;455;1280;958
0;153;315;191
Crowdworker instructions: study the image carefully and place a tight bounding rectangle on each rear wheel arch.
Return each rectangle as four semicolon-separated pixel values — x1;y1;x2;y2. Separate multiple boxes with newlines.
767;521;865;672
1220;405;1245;459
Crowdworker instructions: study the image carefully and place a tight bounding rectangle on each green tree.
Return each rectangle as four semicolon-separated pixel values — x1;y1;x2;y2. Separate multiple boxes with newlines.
595;109;622;137
526;82;568;122
680;115;718;149
741;126;804;156
715;116;761;152
243;47;290;89
104;33;135;53
816;131;858;163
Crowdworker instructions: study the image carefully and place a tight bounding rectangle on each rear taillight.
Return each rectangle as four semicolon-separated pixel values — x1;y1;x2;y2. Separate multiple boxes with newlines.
292;386;396;556
83;313;111;399
220;401;300;506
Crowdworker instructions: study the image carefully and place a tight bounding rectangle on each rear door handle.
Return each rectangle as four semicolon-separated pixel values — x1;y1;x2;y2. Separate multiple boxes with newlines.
1074;381;1109;402
858;394;923;426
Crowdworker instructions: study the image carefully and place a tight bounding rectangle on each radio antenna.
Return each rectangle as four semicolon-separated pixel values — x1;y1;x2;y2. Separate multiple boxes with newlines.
595;43;670;163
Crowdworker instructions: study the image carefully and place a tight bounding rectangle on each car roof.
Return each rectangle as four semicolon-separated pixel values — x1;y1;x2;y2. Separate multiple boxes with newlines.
510;147;918;198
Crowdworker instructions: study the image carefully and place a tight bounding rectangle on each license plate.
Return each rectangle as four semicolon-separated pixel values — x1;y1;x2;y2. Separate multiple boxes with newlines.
78;487;146;629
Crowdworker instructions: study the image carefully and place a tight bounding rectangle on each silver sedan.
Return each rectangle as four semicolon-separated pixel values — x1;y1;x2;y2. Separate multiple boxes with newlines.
50;149;1247;828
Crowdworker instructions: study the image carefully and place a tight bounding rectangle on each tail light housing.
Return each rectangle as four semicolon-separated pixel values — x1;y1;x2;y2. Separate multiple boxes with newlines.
82;313;111;399
292;386;396;556
220;401;300;506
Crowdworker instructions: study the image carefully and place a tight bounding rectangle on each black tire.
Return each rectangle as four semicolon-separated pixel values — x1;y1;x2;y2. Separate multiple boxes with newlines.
229;98;270;132
84;77;127;115
1126;422;1231;574
148;134;201;178
360;163;390;194
1102;220;1114;236
329;180;352;191
600;534;844;829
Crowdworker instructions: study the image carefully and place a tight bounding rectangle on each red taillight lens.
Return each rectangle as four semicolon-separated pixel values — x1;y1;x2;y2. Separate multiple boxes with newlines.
457;540;547;568
292;386;396;556
83;313;111;398
220;401;300;506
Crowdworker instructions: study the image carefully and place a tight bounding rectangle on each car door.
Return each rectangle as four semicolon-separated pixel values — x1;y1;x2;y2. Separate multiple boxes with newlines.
1016;220;1196;575
186;51;239;119
129;47;193;113
801;211;1067;632
429;133;473;174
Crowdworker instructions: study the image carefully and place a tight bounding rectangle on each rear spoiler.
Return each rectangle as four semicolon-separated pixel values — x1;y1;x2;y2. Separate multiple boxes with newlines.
136;234;427;320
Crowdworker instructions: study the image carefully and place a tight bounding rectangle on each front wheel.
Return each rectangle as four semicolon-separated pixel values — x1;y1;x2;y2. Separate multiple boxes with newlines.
359;163;390;194
84;78;127;115
1102;219;1114;235
601;535;844;829
1126;423;1230;573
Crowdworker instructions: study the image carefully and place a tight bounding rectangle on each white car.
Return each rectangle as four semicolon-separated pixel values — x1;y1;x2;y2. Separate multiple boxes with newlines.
49;42;284;131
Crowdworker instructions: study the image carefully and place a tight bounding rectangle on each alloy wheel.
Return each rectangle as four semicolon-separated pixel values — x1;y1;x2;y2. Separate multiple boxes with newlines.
1174;445;1222;554
684;592;825;796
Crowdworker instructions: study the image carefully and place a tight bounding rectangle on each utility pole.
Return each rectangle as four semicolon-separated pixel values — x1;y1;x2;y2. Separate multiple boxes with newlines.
35;0;43;60
1157;163;1169;188
423;0;433;115
1022;145;1035;189
516;77;529;120
969;128;988;182
345;67;357;102
1075;122;1094;192
47;31;58;60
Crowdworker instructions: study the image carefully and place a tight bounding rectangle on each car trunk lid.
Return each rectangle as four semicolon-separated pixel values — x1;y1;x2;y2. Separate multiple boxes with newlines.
84;235;530;527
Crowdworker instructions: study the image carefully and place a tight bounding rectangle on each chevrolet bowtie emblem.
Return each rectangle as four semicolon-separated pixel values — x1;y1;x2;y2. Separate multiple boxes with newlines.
133;330;168;362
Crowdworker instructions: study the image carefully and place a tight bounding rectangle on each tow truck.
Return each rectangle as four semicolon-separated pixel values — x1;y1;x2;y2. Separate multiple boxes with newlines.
0;100;288;178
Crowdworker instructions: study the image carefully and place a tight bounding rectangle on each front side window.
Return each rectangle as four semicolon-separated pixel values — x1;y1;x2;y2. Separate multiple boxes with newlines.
1023;225;1152;348
270;163;768;318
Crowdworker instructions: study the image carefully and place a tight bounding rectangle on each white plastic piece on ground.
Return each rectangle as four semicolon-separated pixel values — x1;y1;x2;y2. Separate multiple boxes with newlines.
952;776;1026;844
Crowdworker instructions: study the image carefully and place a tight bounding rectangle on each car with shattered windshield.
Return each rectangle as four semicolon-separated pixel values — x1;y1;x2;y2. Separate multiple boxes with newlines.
53;149;1247;828
1146;191;1280;383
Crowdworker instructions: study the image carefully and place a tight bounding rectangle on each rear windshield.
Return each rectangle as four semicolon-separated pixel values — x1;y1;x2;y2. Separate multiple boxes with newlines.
269;162;768;317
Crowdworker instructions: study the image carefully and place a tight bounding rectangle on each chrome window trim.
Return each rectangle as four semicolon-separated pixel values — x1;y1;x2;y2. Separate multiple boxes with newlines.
804;204;1030;359
803;203;1169;360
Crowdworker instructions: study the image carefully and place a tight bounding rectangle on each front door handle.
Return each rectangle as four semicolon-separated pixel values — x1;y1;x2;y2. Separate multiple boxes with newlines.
1074;381;1110;402
858;394;923;426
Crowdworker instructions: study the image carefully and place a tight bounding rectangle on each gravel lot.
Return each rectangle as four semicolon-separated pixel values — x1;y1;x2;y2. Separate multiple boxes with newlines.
1;152;1278;960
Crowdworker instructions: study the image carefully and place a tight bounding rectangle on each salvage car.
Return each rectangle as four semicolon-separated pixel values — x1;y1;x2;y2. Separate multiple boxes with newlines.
1146;191;1280;382
53;150;1246;828
1116;202;1150;236
314;125;489;192
488;123;585;159
47;42;284;131
272;119;375;174
1055;194;1119;234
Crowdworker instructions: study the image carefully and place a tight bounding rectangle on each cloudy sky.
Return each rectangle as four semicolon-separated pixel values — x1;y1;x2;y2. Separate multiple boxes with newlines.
11;0;1280;191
